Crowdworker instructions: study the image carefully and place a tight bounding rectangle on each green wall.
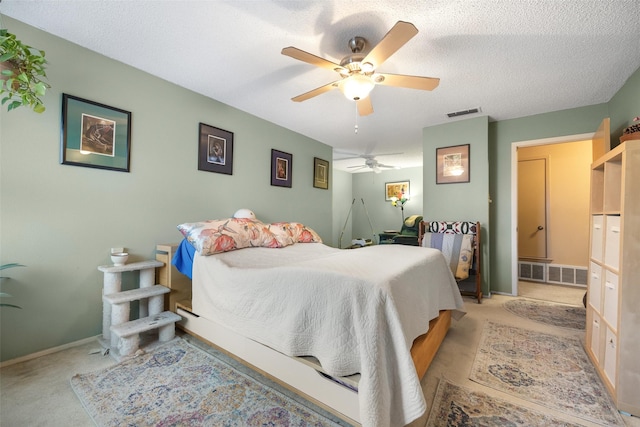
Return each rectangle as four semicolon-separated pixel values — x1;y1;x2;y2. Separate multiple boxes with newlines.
609;66;640;149
0;18;332;361
488;65;639;294
338;66;639;300
332;169;352;247
488;104;609;294
3;15;639;361
423;116;490;295
350;167;424;244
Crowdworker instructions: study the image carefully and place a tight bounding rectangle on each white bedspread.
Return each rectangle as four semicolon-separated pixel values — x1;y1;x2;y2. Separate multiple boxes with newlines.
192;243;464;427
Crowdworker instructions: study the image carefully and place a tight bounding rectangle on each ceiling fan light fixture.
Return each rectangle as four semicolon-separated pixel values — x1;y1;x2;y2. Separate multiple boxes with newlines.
361;62;374;73
340;74;375;101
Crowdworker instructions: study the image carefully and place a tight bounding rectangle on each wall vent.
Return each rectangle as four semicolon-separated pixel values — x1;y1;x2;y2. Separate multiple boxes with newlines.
447;107;481;118
547;264;588;287
518;261;546;282
519;262;587;287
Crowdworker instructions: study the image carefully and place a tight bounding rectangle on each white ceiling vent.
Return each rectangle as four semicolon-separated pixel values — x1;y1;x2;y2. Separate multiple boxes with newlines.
447;107;481;118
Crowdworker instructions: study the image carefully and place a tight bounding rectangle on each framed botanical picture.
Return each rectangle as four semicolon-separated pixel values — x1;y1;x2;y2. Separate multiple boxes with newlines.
271;149;292;188
60;94;131;172
385;180;410;201
436;144;470;184
198;123;233;175
313;157;329;189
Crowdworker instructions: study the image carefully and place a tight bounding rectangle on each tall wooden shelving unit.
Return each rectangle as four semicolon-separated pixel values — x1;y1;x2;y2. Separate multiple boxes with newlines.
586;139;640;416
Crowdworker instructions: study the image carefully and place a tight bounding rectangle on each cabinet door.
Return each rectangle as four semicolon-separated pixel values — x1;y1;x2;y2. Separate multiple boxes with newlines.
603;270;619;331
588;262;602;312
590;312;602;365
591;215;604;262
604;327;617;388
604;215;621;270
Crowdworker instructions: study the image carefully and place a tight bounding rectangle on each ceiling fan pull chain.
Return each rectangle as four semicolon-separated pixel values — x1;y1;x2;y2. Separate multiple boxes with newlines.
354;103;359;134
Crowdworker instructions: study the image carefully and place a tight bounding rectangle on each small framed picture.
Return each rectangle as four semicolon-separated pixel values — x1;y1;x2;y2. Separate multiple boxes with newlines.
436;144;470;184
313;157;329;189
198;123;233;175
385;181;410;201
60;94;131;172
271;149;292;188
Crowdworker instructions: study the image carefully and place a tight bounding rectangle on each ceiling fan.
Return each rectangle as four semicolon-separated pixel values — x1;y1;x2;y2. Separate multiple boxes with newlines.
336;153;401;174
281;21;440;116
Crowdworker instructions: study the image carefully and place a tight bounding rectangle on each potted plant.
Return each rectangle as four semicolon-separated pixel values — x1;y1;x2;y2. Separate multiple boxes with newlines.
0;263;24;309
0;28;50;113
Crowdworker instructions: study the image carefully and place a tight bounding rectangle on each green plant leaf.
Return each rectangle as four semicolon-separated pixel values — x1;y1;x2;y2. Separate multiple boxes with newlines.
0;263;26;271
0;52;15;62
0;303;22;309
7;100;22;111
33;81;47;96
1;30;49;113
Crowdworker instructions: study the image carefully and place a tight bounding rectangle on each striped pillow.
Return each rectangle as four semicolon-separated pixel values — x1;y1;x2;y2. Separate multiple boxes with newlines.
421;232;474;280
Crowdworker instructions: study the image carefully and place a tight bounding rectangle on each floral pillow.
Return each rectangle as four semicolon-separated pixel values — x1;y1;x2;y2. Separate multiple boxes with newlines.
268;222;323;247
177;218;279;256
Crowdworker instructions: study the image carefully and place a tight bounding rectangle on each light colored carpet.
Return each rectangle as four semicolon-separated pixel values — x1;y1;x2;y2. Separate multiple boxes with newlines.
469;321;624;426
504;298;586;329
71;337;342;426
2;285;639;427
518;280;585;306
427;378;585;426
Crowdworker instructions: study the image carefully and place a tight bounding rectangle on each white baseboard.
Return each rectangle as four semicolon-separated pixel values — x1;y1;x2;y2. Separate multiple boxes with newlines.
0;335;100;368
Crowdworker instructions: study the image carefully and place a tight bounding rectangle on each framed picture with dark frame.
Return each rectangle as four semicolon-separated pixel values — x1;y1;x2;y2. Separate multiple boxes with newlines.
198;123;233;175
271;149;292;188
385;180;410;201
313;157;329;189
60;93;131;172
436;144;470;184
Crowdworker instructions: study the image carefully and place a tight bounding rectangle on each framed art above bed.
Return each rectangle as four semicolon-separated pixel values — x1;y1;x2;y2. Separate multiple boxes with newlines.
271;149;292;188
198;123;233;175
313;157;329;189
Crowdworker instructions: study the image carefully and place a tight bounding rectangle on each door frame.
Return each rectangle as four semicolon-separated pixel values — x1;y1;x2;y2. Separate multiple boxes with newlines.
510;132;594;296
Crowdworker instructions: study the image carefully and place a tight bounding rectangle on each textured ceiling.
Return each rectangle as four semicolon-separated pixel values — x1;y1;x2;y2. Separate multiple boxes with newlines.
2;1;639;172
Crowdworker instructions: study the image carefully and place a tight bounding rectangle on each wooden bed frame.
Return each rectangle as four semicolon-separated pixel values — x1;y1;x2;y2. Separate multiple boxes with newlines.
155;243;452;425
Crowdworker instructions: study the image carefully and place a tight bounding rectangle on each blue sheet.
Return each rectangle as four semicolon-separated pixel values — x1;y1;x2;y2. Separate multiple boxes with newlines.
172;239;196;279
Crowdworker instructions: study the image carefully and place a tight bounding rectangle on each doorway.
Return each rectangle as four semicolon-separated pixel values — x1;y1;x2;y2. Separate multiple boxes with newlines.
511;133;594;302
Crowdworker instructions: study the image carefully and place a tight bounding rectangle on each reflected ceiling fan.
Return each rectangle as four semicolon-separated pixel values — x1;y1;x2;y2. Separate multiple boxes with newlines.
336;152;402;173
281;21;440;116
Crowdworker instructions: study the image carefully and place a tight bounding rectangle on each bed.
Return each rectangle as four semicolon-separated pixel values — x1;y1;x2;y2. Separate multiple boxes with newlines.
155;218;464;427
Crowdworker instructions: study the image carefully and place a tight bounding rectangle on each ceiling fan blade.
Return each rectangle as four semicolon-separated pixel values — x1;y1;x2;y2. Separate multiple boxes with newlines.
335;156;364;161
357;97;374;116
291;80;340;102
374;73;440;91
347;165;367;171
281;47;346;73
377;163;399;169
362;21;418;69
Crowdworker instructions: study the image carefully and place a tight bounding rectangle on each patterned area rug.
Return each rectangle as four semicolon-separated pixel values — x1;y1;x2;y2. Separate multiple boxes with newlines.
427;378;584;426
71;338;344;426
504;298;586;329
470;321;623;426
